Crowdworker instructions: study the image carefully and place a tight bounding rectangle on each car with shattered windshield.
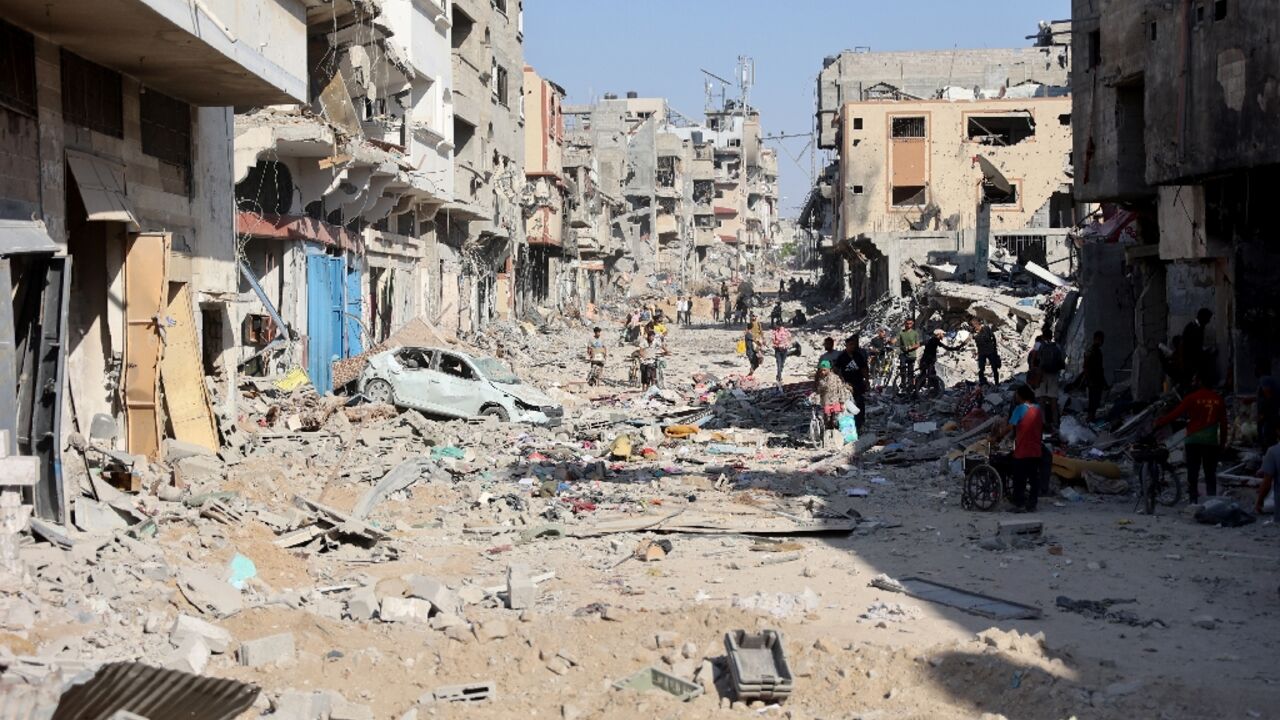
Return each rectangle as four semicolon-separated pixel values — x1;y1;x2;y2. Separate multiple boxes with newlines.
358;346;564;426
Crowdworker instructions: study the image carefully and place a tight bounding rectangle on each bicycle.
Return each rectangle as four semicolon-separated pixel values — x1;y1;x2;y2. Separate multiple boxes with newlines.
587;360;604;387
807;395;827;448
1128;436;1180;514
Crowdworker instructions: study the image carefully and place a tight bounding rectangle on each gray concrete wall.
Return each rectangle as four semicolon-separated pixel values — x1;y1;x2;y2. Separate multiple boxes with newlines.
818;45;1071;148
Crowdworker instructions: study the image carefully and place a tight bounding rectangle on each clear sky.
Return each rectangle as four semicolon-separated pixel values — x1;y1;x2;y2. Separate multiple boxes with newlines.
524;0;1071;219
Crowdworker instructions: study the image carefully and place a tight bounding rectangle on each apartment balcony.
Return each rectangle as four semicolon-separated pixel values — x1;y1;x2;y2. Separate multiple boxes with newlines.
1;0;308;105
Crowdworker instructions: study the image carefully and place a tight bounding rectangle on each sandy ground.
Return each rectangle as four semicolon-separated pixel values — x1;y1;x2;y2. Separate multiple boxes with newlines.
7;307;1280;720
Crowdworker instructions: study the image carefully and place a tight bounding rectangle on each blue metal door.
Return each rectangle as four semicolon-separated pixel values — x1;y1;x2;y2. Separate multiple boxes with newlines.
306;247;343;394
344;261;363;357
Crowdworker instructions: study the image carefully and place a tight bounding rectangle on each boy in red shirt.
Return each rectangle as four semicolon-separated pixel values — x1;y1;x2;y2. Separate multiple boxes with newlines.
1155;375;1228;503
992;384;1045;512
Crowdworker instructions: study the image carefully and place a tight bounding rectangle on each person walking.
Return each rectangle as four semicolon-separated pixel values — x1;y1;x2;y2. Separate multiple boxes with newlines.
835;334;869;432
1253;421;1280;517
1179;308;1213;389
743;314;764;377
586;326;608;386
896;318;922;392
770;323;792;385
972;318;1001;386
770;301;784;327
991;384;1045;512
818;336;841;370
815;360;852;431
1082;331;1108;422
1033;327;1066;433
1154;374;1228;503
711;294;721;323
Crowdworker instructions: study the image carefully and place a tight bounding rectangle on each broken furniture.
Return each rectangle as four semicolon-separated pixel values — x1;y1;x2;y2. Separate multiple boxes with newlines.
723;629;794;703
612;667;704;702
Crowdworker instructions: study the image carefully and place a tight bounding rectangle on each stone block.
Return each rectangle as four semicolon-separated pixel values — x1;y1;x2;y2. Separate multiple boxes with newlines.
379;597;433;623
238;632;295;667
996;519;1044;539
170;613;233;654
273;690;332;720
165;636;210;675
506;563;535;610
405;575;457;613
345;586;379;621
330;694;374;720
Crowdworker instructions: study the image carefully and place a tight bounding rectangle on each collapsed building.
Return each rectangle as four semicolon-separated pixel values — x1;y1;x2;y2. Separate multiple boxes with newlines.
803;23;1087;314
233;0;457;394
563;93;780;296
1071;0;1280;399
0;0;311;524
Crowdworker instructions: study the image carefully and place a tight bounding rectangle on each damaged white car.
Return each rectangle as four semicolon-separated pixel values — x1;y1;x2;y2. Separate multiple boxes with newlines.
358;346;564;426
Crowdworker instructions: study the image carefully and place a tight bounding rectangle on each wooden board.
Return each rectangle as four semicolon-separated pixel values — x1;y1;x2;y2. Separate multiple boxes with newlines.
123;232;169;459
160;283;218;452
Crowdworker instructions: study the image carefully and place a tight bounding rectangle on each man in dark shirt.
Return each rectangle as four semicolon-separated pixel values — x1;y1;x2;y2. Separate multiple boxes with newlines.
972;318;1000;386
1082;331;1108;422
919;329;963;391
834;334;869;432
1180;308;1212;389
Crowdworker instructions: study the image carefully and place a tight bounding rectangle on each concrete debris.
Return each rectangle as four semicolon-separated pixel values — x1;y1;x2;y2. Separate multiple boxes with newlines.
238;632;297;667
170;614;234;654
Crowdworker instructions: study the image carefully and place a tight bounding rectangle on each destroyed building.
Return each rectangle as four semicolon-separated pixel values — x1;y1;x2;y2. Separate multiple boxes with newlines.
439;0;525;332
0;0;310;523
804;27;1085;313
1071;0;1280;399
561;91;780;295
234;0;455;394
519;66;569;310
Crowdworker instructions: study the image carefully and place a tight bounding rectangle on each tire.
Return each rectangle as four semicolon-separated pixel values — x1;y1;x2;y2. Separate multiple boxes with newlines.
1142;463;1157;515
1156;464;1182;507
964;464;1002;511
363;379;394;405
809;413;825;447
481;405;509;422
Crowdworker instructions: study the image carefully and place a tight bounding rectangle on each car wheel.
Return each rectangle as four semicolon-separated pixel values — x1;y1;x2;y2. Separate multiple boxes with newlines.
363;379;394;405
481;405;509;422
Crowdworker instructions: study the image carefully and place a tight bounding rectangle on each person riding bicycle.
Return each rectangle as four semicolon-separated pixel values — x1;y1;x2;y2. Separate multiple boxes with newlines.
586;326;607;386
918;328;964;392
632;330;668;389
896;319;922;391
770;301;784;327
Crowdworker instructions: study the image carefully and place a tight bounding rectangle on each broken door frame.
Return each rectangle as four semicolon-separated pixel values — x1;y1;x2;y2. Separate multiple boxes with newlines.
122;232;171;458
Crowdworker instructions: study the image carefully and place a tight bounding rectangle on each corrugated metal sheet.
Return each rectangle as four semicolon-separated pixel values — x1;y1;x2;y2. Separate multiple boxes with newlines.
49;662;259;720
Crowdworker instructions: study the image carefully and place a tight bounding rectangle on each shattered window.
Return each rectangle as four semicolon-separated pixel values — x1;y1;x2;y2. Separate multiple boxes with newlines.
891;185;927;207
982;180;1019;206
398;348;433;370
438;353;476;380
966;115;1035;145
890;116;926;139
0;20;36;117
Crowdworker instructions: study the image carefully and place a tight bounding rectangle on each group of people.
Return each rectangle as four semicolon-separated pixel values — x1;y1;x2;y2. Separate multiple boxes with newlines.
596;304;674;389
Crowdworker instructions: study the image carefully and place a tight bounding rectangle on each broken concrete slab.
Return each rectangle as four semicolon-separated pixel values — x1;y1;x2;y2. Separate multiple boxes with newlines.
272;690;331;720
174;455;225;488
238;632;296;667
177;567;243;619
166;635;212;675
164;438;217;462
405;575;457;613
330;694;374;720
170;613;234;653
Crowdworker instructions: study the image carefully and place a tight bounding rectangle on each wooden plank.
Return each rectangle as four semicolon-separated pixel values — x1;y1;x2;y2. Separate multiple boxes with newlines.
160;283;219;452
122;233;170;459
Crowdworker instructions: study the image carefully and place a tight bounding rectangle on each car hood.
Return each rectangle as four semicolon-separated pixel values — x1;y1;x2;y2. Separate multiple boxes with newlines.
495;382;557;407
